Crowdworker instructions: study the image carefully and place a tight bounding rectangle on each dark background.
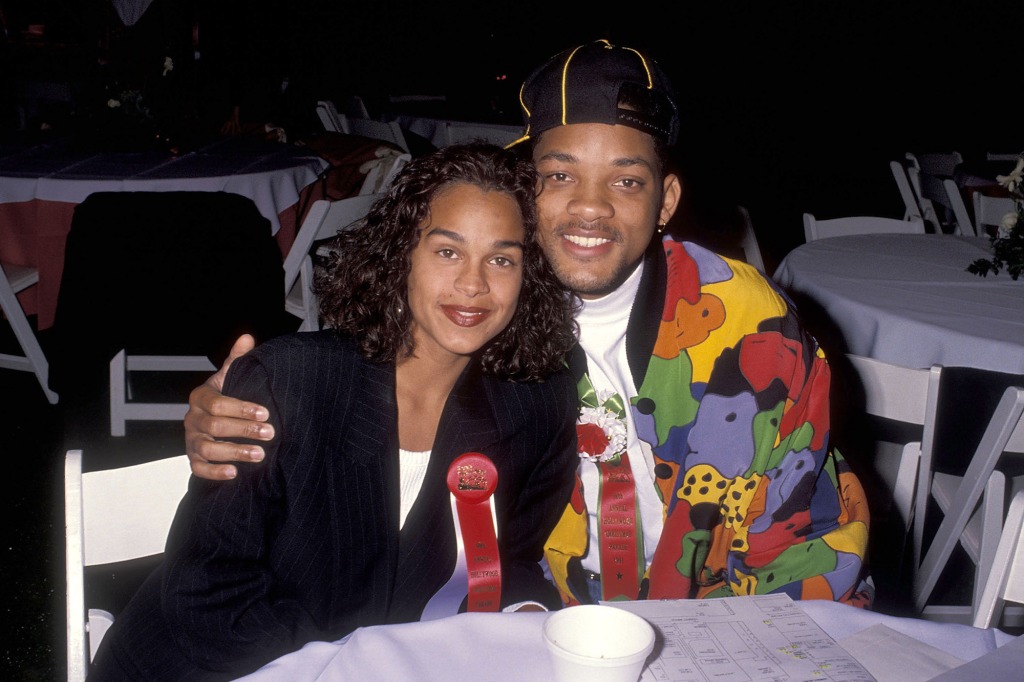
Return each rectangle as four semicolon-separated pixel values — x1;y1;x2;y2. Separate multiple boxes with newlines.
4;1;1022;271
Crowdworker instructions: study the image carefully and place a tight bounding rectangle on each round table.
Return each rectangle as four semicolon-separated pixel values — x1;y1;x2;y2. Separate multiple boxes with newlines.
773;233;1024;373
0;136;328;328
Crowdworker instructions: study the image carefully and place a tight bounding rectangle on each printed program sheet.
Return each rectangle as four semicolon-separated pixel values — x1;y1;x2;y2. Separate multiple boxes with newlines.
605;594;876;682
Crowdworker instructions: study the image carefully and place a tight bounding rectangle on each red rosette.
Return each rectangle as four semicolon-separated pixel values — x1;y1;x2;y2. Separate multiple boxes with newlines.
446;452;501;612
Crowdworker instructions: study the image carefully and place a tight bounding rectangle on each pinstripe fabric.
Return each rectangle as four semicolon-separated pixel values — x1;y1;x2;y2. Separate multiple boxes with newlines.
91;332;578;681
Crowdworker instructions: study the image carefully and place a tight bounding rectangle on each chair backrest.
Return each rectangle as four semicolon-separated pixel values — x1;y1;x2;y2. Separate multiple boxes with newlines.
973;193;1017;238
908;167;966;234
316;100;348;134
346;95;371;119
736;205;766;273
64;449;191;679
802;212;926;242
842;354;942;526
905;151;963;177
347;118;410;153
974;489;1024;628
284;194;382;331
889;160;924;222
443;121;522;148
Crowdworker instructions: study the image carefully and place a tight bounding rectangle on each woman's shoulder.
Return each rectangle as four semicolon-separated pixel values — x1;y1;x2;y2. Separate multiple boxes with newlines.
249;330;358;359
230;332;363;383
483;365;577;410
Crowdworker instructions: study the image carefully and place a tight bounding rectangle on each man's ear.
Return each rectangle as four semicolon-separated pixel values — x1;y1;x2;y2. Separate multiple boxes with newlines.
660;173;682;225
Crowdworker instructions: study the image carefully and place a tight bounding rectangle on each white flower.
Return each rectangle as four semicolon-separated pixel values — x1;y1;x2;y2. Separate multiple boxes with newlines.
996;157;1024;194
998;211;1018;239
162;57;174;76
576;405;628;462
107;99;121;108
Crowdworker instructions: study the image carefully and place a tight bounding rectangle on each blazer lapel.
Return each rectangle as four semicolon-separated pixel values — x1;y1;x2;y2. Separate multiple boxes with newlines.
625;238;667;389
392;367;502;619
336;356;402;610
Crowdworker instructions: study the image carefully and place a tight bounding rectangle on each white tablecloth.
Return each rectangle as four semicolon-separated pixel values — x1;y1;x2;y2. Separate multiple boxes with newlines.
0;136;327;235
234;601;1015;681
773;234;1024;373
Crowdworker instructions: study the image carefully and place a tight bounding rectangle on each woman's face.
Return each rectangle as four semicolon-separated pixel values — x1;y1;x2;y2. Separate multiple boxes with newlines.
405;182;525;365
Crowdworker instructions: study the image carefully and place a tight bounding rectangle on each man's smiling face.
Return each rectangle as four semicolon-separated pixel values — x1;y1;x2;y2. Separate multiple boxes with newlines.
532;123;681;299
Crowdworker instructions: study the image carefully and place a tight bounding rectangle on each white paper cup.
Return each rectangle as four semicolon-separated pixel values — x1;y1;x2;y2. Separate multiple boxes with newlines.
542;604;655;682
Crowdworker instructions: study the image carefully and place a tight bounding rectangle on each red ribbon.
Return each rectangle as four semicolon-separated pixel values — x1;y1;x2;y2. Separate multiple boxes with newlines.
447;452;501;612
597;456;642;601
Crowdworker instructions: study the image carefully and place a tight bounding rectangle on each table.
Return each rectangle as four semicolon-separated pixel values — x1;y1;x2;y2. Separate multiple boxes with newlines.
0;135;328;328
234;601;1017;681
773;234;1024;374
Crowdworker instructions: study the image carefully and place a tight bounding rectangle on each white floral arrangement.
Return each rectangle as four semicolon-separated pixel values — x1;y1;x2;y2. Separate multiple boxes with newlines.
968;153;1024;280
576;403;628;462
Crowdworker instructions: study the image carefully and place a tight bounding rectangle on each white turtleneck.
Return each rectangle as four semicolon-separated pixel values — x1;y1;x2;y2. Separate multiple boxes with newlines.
574;262;665;576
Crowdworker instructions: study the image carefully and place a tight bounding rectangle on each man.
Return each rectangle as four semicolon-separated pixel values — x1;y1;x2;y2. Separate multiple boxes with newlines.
185;39;869;606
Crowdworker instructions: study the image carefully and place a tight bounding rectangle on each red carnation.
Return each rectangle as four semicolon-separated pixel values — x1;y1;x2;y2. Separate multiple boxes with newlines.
577;423;610;457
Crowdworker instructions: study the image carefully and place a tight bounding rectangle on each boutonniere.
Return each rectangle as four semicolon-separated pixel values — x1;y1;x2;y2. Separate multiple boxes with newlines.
576;375;628;463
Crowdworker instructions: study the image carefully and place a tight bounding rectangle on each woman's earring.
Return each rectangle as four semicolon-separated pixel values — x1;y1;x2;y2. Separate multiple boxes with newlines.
657;222;666;234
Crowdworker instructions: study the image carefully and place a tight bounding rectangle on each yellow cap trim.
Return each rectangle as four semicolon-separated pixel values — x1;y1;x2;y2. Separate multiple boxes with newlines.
559;44;588;126
623;46;654;90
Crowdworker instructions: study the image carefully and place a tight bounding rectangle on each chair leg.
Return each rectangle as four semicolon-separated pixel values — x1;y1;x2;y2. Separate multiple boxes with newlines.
974;471;1006;616
109;349;127;437
914;388;1024;614
0;279;59;404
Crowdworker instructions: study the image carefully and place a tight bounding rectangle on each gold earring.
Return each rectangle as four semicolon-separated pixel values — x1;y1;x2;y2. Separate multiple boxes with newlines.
657;222;666;234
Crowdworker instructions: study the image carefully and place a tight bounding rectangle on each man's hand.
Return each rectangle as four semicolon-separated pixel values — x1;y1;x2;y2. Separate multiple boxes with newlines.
185;334;274;480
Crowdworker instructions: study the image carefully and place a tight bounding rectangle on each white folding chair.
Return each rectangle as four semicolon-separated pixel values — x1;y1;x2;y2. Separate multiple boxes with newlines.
64;449;191;681
347;118;410;153
907;167;973;235
316;100;348;133
913;385;1024;625
0;260;58;404
973;489;1024;629
802;212;925;242
736;205;766;273
283;194;382;332
57;191;284;437
109;350;215;436
889;160;924;222
842;355;942;535
973;193;1017;238
443;121;522;148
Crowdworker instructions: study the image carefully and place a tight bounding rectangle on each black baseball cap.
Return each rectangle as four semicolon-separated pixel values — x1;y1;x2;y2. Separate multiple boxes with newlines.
514;39;679;146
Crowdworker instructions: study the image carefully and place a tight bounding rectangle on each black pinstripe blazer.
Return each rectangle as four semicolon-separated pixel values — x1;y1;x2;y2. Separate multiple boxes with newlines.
91;332;578;681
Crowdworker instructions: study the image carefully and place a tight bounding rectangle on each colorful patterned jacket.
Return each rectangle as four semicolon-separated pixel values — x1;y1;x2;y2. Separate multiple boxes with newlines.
545;237;870;605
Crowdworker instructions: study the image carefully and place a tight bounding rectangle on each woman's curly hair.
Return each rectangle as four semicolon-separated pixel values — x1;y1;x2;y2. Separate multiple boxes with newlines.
315;142;579;382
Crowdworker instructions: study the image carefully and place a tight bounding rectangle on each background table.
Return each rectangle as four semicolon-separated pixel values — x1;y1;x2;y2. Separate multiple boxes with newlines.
234;601;1016;681
0;136;328;328
773;234;1024;374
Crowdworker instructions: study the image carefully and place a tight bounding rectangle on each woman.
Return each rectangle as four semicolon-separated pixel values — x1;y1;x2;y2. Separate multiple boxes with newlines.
91;143;580;680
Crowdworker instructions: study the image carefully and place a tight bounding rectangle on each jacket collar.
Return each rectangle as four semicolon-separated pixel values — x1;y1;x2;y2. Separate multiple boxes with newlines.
566;237;666;389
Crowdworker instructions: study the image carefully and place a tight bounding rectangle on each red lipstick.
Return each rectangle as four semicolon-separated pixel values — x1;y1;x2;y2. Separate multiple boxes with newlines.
441;305;491;327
